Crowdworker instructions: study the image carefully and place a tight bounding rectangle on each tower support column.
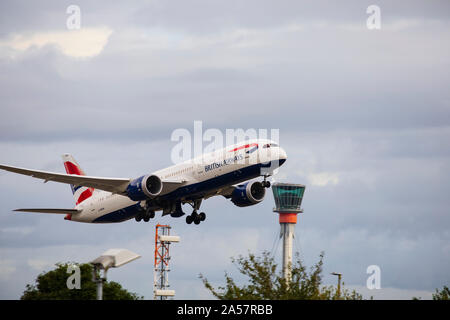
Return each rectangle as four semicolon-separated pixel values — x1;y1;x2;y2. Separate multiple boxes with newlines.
279;213;297;283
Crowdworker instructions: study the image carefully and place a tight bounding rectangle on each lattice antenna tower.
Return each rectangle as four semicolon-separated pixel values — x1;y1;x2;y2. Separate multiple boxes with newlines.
153;224;180;300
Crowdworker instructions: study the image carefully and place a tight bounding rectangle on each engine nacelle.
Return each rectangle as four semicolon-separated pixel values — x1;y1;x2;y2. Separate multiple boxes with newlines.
231;181;266;207
126;175;163;201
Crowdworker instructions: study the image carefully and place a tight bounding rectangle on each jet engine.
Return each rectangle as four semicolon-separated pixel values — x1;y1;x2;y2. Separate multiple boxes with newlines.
230;181;266;207
126;175;163;201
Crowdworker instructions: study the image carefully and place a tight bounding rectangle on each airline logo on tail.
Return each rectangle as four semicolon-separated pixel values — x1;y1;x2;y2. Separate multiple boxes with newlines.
62;154;94;205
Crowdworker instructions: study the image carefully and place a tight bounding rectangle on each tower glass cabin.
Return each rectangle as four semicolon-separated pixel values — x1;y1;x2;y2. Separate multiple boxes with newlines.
272;183;305;214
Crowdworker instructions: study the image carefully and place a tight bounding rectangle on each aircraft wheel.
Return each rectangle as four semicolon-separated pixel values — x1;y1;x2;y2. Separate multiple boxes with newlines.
143;216;150;222
194;216;201;225
186;215;193;224
149;211;155;219
262;181;271;188
199;212;206;221
135;214;142;222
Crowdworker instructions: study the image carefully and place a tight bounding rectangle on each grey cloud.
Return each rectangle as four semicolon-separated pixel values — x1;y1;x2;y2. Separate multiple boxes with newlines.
1;17;449;141
131;0;450;33
1;1;450;36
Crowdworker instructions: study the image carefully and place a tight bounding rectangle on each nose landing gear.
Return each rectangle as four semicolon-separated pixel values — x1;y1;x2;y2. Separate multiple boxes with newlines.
262;176;271;188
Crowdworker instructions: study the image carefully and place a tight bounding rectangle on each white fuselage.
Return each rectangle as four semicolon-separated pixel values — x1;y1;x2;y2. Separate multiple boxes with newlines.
71;139;287;223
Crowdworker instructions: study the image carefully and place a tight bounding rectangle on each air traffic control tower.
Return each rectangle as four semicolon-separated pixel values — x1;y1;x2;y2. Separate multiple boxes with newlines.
272;183;306;282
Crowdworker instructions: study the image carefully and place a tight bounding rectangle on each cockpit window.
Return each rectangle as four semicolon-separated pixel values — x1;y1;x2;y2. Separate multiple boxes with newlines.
263;143;279;148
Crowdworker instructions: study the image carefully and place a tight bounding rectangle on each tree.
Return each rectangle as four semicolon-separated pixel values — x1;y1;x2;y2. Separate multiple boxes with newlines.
432;286;450;300
21;262;142;300
200;251;362;300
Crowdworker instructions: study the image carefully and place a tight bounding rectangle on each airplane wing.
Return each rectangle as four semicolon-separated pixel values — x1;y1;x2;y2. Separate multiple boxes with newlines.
204;185;235;199
0;164;131;194
14;208;81;214
159;179;187;194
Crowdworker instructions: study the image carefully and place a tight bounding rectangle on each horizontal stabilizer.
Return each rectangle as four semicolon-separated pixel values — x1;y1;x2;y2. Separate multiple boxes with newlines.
13;208;81;214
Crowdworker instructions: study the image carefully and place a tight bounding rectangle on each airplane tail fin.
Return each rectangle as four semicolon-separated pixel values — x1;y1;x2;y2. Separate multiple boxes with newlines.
62;154;94;206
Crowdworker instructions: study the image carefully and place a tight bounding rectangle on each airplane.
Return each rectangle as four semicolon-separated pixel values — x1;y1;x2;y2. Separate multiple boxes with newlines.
0;139;287;225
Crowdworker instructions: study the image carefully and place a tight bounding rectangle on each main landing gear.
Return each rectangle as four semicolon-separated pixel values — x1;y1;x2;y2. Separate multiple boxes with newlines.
186;211;206;225
185;199;206;225
135;208;155;222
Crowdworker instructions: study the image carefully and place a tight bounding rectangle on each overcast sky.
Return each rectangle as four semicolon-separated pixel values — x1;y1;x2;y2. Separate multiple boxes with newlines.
0;0;449;300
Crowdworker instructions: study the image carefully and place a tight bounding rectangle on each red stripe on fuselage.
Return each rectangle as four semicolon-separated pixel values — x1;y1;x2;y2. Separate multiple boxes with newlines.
228;143;258;152
64;161;85;175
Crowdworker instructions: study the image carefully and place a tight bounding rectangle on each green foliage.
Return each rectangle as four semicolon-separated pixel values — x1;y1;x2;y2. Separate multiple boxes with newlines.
200;251;362;300
21;262;142;300
432;286;450;300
